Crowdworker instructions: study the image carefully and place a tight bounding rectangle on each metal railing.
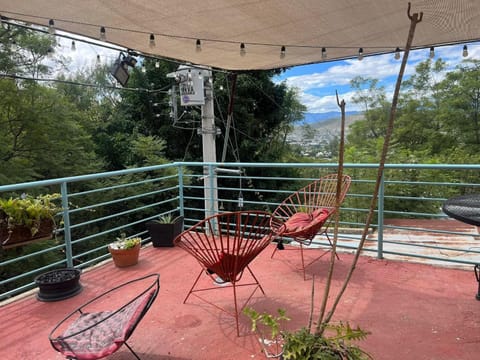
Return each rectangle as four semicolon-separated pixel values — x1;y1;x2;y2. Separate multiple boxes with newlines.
1;162;480;300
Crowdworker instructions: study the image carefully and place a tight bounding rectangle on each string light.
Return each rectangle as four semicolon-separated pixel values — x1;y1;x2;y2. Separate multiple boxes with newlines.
280;45;286;59
394;47;401;60
71;40;76;51
149;33;155;48
429;46;435;59
358;47;363;61
48;19;55;34
463;45;468;57
47;46;54;57
240;42;246;57
96;54;101;65
196;39;202;52
321;47;327;60
99;26;106;41
141;63;146;73
155;60;160;68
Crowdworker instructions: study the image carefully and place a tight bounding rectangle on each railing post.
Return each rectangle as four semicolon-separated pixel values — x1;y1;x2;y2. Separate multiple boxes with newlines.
178;165;185;217
377;172;385;259
60;182;74;268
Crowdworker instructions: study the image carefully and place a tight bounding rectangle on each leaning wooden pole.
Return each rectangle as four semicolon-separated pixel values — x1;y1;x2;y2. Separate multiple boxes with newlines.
315;92;346;333
322;3;423;327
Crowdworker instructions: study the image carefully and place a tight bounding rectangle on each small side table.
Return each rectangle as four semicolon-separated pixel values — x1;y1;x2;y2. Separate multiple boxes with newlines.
442;194;480;301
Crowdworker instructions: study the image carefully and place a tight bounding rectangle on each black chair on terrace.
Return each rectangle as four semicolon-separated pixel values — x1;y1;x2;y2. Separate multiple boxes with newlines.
49;273;160;360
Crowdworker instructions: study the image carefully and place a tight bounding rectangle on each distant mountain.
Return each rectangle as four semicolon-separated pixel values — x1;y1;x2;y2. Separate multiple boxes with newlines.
301;111;362;124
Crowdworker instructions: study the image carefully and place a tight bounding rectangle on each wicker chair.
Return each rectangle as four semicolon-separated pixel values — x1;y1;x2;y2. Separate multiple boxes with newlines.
270;174;351;280
49;273;160;360
174;210;274;336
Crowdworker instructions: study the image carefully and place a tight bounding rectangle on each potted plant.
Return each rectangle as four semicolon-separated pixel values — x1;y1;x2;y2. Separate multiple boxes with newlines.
244;307;371;359
108;233;142;267
0;193;61;248
146;214;184;247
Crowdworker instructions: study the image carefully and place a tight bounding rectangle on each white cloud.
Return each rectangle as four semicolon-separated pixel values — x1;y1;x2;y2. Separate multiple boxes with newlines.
282;43;479;113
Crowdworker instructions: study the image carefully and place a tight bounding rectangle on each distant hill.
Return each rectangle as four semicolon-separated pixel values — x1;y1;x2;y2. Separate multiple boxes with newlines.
288;113;364;144
301;111;362;124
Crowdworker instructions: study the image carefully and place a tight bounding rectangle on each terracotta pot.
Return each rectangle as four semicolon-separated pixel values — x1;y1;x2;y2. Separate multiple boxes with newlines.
108;243;141;267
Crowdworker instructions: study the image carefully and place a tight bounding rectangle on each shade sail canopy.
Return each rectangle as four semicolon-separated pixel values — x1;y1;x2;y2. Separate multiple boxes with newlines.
0;0;479;70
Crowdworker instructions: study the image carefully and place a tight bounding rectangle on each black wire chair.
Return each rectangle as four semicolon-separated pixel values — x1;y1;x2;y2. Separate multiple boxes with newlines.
49;273;160;360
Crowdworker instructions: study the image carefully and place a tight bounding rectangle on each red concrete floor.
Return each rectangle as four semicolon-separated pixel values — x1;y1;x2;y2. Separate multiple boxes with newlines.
1;244;479;360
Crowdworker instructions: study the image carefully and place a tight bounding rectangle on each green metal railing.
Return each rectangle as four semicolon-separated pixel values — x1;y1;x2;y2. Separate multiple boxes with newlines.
1;162;480;300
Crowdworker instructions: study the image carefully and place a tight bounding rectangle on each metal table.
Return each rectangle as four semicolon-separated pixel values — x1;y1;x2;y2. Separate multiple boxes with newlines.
442;194;480;300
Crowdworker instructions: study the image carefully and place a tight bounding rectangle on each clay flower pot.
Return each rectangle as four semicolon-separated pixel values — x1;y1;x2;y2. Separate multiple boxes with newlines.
108;242;141;268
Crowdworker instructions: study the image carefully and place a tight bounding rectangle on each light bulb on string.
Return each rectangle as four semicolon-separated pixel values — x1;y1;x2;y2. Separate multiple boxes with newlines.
47;46;54;58
96;54;101;66
429;46;435;59
394;47;401;60
463;45;468;57
196;39;202;52
71;40;76;51
280;45;286;59
149;34;155;48
240;43;246;57
99;26;106;41
141;63;146;73
48;19;55;35
358;47;364;61
155;60;160;68
321;47;327;60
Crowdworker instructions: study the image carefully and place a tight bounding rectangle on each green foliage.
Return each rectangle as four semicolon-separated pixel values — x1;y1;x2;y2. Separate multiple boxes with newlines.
0;194;61;235
110;233;141;250
282;325;371;360
243;307;290;340
244;307;371;360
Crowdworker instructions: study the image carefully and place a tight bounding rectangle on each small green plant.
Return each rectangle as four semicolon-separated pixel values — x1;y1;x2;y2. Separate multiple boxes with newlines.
154;214;174;223
109;233;141;250
0;193;61;236
244;307;371;360
243;307;290;358
282;323;371;360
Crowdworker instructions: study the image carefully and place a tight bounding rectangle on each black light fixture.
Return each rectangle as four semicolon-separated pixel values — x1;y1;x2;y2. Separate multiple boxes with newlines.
110;53;138;87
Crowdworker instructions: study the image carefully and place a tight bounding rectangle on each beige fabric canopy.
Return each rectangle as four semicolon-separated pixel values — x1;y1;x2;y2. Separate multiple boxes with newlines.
0;0;479;70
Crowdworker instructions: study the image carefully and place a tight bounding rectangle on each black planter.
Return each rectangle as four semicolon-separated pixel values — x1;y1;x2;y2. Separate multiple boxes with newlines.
35;268;82;302
146;215;184;247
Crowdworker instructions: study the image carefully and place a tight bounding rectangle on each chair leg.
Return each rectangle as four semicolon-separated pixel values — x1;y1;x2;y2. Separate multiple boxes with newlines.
124;341;141;360
183;269;204;303
232;281;240;337
299;243;307;281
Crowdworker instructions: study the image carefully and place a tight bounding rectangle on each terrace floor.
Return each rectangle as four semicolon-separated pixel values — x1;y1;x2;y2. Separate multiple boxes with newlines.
1;238;480;359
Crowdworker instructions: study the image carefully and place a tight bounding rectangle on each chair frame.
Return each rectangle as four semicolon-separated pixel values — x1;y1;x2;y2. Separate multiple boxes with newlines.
49;273;160;360
270;174;351;280
174;210;274;336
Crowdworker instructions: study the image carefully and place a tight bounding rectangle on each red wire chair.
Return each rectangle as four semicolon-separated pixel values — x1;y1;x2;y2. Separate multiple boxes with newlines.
174;210;274;336
49;273;160;360
270;174;351;280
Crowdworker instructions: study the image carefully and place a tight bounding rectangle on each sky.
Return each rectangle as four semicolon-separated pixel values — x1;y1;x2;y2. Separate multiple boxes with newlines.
274;42;480;114
57;36;480;115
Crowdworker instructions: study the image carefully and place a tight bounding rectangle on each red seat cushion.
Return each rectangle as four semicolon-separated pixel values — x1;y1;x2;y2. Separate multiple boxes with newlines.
280;208;331;236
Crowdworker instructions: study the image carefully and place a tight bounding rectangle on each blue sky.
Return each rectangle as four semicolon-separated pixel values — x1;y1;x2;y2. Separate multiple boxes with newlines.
274;42;480;114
